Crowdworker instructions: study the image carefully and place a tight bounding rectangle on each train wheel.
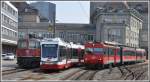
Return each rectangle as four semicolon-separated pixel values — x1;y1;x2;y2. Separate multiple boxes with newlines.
97;64;104;70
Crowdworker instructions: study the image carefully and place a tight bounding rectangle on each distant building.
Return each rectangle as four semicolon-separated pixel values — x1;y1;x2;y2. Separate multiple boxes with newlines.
90;2;143;48
1;1;18;53
12;2;53;39
90;2;148;49
55;23;96;44
127;2;148;53
29;2;56;24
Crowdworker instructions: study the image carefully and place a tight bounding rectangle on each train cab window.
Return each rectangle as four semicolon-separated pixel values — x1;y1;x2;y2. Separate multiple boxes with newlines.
18;41;27;48
29;40;40;48
93;48;104;54
42;44;58;58
85;48;93;54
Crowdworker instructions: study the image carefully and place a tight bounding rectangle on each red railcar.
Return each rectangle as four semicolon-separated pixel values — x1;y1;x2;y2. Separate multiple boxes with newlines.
83;41;146;68
136;48;146;62
16;38;41;68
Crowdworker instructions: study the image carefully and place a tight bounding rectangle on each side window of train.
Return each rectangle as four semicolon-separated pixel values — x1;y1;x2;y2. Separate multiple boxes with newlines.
59;46;63;59
131;51;135;56
72;49;78;58
59;46;66;59
109;48;114;55
117;49;121;55
104;48;108;55
67;48;72;58
70;48;72;58
124;51;130;56
125;51;130;56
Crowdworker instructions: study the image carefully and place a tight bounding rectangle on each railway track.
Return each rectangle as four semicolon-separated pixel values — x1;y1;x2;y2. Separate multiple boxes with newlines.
62;68;98;80
73;70;98;80
61;69;83;80
2;68;27;75
117;62;148;80
124;67;147;80
2;68;40;76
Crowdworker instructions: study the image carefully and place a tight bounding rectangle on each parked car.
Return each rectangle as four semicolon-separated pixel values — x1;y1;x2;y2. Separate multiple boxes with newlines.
2;54;7;59
3;53;15;60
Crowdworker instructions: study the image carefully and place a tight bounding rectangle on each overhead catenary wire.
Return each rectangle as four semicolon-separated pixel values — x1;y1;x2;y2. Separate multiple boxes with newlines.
78;1;89;19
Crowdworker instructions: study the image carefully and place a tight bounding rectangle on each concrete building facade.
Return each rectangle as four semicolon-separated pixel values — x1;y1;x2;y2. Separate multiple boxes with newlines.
55;23;96;44
1;1;18;54
90;2;148;49
12;2;54;40
17;6;53;39
127;2;148;53
90;2;146;48
29;2;56;24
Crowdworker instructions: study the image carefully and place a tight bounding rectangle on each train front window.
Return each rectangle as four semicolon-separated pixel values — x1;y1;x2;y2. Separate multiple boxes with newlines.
85;48;93;54
29;40;40;48
42;44;58;58
93;48;104;54
18;41;27;48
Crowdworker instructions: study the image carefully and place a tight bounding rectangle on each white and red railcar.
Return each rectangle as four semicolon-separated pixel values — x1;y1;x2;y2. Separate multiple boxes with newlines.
40;38;84;70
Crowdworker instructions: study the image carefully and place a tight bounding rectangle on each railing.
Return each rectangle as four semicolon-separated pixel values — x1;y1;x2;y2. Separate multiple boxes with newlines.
18;32;96;44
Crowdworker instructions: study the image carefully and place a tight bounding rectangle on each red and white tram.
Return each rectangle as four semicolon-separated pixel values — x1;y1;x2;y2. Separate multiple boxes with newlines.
40;38;84;70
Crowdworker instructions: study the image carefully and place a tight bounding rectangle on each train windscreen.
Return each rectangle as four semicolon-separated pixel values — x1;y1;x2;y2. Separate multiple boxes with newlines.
29;40;40;48
18;40;40;49
42;44;58;58
93;48;104;54
18;41;27;48
85;48;104;54
85;48;93;54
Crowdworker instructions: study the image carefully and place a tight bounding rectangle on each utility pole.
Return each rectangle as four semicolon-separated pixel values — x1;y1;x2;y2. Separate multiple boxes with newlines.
53;11;56;38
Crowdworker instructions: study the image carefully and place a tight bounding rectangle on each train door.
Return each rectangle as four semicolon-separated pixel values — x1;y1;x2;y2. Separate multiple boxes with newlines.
66;46;72;64
114;49;117;65
59;46;67;62
108;48;115;64
78;48;81;63
120;47;123;64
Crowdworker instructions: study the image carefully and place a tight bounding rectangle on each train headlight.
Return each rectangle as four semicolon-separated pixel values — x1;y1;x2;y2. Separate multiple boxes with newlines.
92;56;96;59
98;58;102;61
26;50;29;54
85;58;87;61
